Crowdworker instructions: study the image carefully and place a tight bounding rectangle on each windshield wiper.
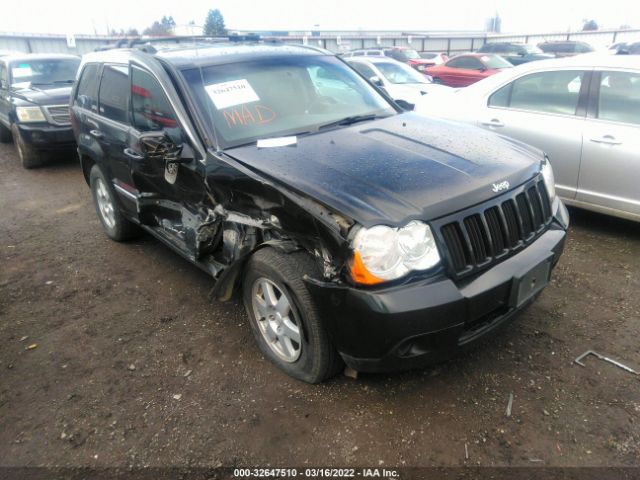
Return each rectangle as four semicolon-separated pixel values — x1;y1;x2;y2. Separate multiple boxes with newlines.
318;114;387;131
53;80;74;84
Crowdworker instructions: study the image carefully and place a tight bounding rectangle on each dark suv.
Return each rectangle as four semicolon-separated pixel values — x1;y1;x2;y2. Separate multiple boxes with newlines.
537;41;594;57
0;54;80;168
71;43;568;383
477;42;553;65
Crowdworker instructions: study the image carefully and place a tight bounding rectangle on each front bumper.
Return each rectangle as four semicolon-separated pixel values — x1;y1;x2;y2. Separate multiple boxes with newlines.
16;123;75;149
306;218;567;373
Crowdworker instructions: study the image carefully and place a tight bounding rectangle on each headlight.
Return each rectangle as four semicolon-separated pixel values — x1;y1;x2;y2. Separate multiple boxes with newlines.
16;106;46;123
540;156;556;201
350;221;441;285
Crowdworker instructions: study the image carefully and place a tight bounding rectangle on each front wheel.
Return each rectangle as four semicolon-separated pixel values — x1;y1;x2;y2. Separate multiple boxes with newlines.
11;124;42;168
89;165;141;241
242;248;343;383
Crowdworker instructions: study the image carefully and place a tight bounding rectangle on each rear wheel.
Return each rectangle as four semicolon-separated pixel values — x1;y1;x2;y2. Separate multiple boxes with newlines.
11;124;42;169
0;123;11;143
242;248;343;383
89;165;141;241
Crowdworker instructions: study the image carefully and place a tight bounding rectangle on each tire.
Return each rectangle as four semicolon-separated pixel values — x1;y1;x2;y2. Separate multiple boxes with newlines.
11;124;42;169
0;123;11;143
242;248;343;383
89;165;141;242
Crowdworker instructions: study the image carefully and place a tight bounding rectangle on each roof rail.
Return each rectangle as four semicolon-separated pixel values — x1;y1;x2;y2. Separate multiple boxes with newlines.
94;34;283;53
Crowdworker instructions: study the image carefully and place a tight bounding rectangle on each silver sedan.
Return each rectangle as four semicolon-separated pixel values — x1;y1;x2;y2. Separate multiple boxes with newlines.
415;54;640;222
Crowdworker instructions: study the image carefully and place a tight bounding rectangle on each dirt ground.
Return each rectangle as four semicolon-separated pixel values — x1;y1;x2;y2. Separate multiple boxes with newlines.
1;142;639;470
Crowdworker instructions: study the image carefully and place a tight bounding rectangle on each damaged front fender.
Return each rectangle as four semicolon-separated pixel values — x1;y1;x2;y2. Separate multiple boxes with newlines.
132;148;357;301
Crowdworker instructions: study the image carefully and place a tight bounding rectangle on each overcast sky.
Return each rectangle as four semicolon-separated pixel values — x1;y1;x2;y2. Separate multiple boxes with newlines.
2;0;639;35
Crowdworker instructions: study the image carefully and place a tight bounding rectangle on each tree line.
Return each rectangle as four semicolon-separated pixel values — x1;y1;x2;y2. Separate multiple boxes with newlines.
111;9;227;37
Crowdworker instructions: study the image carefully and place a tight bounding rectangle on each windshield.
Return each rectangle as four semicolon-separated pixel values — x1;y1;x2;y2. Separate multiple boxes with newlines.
181;55;395;149
479;55;513;69
521;44;544;54
402;49;421;59
375;61;429;84
10;58;80;87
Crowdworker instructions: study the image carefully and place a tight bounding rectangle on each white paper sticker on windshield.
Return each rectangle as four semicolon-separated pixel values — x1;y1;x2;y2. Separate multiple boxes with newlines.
256;136;297;148
205;79;260;109
12;66;33;78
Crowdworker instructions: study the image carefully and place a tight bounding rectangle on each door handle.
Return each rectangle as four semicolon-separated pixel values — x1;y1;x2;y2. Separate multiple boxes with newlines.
89;129;103;139
589;135;622;146
124;148;144;160
481;119;504;128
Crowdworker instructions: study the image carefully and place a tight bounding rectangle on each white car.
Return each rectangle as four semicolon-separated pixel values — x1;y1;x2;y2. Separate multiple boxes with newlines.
414;55;640;222
346;56;452;108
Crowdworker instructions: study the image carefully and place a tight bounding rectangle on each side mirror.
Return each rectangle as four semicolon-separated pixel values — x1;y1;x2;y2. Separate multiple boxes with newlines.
139;131;193;184
369;76;384;87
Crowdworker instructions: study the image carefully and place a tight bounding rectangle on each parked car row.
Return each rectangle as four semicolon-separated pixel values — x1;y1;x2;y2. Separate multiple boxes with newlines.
343;38;638;91
341;46;444;72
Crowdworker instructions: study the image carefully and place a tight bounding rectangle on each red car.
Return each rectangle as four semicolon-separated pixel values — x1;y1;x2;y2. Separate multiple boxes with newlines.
425;54;512;87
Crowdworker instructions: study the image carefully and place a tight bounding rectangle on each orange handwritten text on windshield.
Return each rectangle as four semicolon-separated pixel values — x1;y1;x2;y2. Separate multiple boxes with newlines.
223;104;276;128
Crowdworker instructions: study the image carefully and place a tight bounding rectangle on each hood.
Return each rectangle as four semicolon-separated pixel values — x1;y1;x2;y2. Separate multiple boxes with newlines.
225;113;541;227
11;84;73;106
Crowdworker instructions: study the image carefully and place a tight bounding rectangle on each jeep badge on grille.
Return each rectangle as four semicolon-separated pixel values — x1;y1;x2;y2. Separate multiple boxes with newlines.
492;181;510;193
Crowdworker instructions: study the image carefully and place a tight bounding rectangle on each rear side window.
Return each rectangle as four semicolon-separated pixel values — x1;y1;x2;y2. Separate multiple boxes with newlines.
387;50;408;62
488;70;585;116
350;62;377;79
547;43;571;54
98;65;129;124
597;71;640;125
75;63;100;111
447;56;483;70
131;67;178;132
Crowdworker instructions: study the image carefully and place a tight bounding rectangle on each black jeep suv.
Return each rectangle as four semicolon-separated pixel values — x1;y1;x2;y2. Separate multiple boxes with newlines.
71;43;569;383
0;54;80;168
